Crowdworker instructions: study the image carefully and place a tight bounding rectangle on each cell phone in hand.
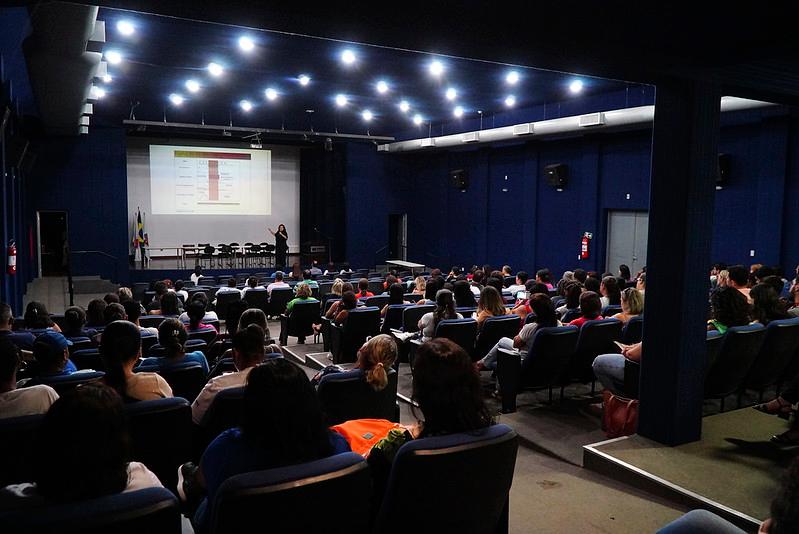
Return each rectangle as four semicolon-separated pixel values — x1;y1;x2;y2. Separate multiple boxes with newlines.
614;341;627;351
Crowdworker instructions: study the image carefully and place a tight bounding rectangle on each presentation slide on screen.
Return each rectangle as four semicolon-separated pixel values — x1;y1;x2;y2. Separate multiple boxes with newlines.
149;145;271;215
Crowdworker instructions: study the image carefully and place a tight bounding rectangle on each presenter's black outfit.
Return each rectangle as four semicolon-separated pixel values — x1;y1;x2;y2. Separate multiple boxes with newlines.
275;231;288;269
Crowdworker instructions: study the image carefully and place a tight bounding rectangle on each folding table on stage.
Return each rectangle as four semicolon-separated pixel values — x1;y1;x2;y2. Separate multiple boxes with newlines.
386;260;425;275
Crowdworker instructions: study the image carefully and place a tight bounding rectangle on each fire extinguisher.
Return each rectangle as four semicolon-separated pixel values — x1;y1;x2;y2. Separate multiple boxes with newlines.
580;232;592;260
7;240;17;275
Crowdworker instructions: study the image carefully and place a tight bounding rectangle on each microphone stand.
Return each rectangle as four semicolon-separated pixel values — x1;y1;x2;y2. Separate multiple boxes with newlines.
313;226;333;265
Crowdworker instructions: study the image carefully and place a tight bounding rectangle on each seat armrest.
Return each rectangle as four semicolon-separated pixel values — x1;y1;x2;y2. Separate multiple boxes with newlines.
498;347;521;357
410;338;423;347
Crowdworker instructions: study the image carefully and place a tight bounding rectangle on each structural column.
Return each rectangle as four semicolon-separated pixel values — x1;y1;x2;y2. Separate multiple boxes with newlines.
638;81;720;445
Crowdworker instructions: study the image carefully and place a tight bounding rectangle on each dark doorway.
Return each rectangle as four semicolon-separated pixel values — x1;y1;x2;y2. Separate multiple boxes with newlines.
38;211;68;277
387;213;407;261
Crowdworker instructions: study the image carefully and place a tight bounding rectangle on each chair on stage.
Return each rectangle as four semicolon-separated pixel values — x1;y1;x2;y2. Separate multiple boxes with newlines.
200;244;216;268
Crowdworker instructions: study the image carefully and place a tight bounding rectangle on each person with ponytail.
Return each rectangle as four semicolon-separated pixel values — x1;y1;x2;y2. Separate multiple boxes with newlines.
312;334;398;389
418;289;462;341
101;320;172;402
138;318;209;374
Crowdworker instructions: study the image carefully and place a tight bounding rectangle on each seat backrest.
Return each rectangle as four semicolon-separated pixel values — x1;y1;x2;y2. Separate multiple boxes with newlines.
367;280;384;295
364;295;389;309
745;317;799;390
139;315;165;329
621;315;644;344
124;397;192;492
381;304;413;333
560;309;582;323
318;282;334;297
71;348;103;371
434;318;478;357
602;305;622;316
335;307;381;363
187;328;217;346
402;304;434;332
200;385;245;439
139;363;206;403
521;325;579;387
286;300;321;336
268;288;294;316
211;453;371;534
403;293;422;303
0;413;44;486
375;425;518;534
25;371;105;396
67;338;94;355
570;318;624;381
141;334;159;355
0;487;181;534
317;368;399;425
705;323;766;398
474;315;522;361
215;292;242;319
243;288;269;313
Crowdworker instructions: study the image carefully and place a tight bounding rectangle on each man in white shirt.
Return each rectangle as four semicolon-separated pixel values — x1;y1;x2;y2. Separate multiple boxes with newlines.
241;277;266;295
0;338;58;419
266;271;290;295
191;325;265;424
213;278;242;307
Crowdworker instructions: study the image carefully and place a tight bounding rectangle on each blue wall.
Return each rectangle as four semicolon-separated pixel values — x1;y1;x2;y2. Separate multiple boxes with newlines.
346;107;799;277
26;126;130;285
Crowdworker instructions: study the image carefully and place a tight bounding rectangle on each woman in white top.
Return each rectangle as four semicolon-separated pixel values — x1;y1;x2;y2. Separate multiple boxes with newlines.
100;320;173;402
418;289;463;341
0;382;162;504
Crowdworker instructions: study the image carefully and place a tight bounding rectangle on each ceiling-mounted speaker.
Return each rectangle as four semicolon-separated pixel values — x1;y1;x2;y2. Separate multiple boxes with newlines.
544;163;568;191
450;169;468;192
717;153;731;189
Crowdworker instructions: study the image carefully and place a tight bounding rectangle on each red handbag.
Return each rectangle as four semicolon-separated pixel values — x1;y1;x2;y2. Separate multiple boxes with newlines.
601;389;639;438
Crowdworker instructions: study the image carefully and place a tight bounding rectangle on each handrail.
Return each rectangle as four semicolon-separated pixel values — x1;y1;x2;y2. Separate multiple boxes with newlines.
67;250;120;306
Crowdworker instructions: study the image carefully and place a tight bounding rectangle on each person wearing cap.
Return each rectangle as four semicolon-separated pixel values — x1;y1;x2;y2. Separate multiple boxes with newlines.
31;331;79;377
0;338;59;419
0;302;35;351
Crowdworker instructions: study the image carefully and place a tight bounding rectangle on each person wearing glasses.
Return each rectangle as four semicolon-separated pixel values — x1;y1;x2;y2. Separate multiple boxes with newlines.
611;287;644;324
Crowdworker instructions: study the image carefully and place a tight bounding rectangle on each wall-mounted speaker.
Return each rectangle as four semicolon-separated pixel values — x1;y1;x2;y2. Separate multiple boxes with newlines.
717;153;730;187
450;169;468;192
544;163;568;191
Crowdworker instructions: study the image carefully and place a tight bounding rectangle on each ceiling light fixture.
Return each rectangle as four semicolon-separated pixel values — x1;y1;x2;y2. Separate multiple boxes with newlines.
376;80;389;94
446;88;457;101
506;71;520;85
102;74;112;83
453;106;464;118
362;109;373;121
208;62;223;77
90;86;106;99
265;87;278;101
185;79;200;93
169;93;184;106
238;36;255;52
429;60;444;76
116;20;135;36
504;95;516;107
335;94;348;107
105;50;122;65
399;100;410;113
413;114;423;125
240;99;253;111
569;79;584;94
298;74;311;86
341;49;356;65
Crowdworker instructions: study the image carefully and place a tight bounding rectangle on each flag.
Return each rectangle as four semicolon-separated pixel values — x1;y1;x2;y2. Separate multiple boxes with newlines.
131;213;139;250
136;210;145;245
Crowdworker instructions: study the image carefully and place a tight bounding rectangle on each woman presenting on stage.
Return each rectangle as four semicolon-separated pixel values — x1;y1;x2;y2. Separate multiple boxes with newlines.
268;224;288;268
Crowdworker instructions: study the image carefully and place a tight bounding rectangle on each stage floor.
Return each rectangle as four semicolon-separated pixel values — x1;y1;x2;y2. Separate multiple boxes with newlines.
584;409;796;530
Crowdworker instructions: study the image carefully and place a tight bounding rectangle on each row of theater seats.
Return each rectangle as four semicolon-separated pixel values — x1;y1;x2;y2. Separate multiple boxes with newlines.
1;419;518;534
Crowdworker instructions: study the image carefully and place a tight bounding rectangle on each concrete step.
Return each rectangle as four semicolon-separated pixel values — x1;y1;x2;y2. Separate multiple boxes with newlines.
23;275;118;314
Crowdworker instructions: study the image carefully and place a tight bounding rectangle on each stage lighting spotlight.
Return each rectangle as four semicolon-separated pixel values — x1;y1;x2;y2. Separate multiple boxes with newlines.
506;71;519;85
341;49;356;65
362;109;373;121
185;79;200;93
399;100;410;113
445;87;457;101
238;36;255;52
169;93;184;106
429;60;444;76
453;106;464;118
265;87;278;101
298;74;310;86
116;20;135;36
335;94;348;107
504;95;516;107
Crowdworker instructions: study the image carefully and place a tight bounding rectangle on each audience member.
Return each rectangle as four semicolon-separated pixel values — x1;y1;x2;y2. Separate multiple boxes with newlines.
0;302;35;350
536;269;554;291
0;383;162;503
328;291;358;324
191;266;203;285
584;276;601;293
185;359;350;532
313;334;398;388
191;324;266;424
707;286;751;333
173;280;189;302
555;282;584;317
62;306;97;340
636;272;647;293
469;270;485;296
727;265;751;300
557;270;575;296
418;289;462;341
507;271;528;294
485;276;505;294
23;301;60;332
102;320;173;401
224;300;249;335
266;271;290;294
568;291;604;327
475;286;509;327
103;292;120;305
750;283;789;326
477;294;560;371
151;292;182;316
381;283;410;317
29;332;78;378
117;286;134;303
241;277;265;294
237;308;273;343
186;300;218;335
178;292;219;324
573;268;588;284
122;300;158;337
86;299;108;329
300;270;319;289
789;284;799;318
103;302;127;324
618;264;632;284
452;280;477;308
412;276;426;297
145;281;169;313
612;287;644;324
367;338;493;504
593;341;642;396
355;278;374;299
0;338;58;419
599;276;621;307
214;278;242;304
139;318;209;374
424;276;443;301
